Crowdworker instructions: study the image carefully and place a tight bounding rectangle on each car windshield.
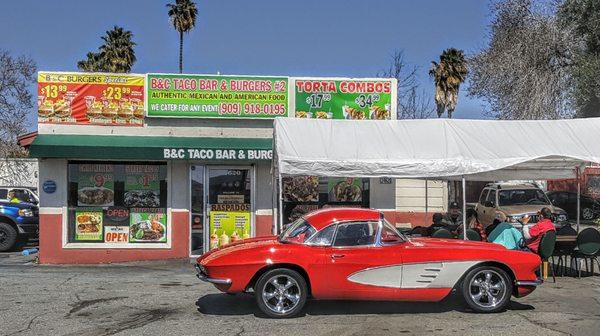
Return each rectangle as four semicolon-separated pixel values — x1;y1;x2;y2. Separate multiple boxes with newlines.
498;189;550;206
279;218;316;244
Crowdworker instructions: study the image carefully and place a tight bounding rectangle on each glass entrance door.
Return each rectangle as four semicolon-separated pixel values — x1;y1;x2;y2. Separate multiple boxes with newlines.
190;165;205;256
206;168;253;251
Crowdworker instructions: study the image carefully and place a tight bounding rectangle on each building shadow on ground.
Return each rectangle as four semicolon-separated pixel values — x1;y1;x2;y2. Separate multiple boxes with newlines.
196;293;534;318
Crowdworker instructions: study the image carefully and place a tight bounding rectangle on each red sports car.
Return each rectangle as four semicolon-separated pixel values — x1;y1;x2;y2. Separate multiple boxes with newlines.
196;208;542;318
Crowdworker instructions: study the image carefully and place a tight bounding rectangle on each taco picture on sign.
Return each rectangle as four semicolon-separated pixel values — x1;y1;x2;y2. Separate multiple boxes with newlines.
329;178;362;202
369;105;390;120
342;106;366;120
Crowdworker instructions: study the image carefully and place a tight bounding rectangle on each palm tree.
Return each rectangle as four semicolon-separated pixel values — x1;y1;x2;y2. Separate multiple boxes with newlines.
99;26;136;73
167;0;198;73
77;26;136;73
77;52;104;72
429;48;468;118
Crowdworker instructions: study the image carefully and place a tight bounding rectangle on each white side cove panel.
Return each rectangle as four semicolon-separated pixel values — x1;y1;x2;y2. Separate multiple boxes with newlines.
347;261;480;289
347;265;402;288
401;261;479;288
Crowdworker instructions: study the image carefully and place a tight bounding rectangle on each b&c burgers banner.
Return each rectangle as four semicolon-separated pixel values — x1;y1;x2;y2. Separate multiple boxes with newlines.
292;78;397;120
37;71;144;126
146;74;288;118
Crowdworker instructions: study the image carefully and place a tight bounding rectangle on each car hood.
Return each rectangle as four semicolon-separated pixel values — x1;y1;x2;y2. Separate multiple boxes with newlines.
0;201;38;209
198;236;278;264
409;237;507;251
499;204;563;215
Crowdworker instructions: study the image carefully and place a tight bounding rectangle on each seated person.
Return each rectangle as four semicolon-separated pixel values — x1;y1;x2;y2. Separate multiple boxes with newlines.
466;209;487;241
426;213;456;236
522;207;556;254
487;212;523;250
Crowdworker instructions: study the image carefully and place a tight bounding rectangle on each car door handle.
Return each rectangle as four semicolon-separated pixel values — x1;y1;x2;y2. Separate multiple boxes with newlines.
331;254;345;259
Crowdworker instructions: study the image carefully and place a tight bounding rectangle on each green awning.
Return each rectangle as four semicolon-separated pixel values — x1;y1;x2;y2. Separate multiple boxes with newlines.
30;134;273;161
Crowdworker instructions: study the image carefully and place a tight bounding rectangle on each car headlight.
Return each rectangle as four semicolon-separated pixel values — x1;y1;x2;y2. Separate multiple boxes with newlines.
18;208;34;217
556;214;568;222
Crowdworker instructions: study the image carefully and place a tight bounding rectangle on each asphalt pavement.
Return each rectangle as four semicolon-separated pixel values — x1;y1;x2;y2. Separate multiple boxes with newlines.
0;255;599;336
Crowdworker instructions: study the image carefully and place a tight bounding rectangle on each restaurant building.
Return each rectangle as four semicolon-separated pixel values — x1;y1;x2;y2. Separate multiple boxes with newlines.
31;71;444;264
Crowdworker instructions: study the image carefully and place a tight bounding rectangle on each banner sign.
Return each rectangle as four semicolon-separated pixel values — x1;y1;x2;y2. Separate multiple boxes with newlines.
146;74;288;118
293;78;396;120
37;72;144;126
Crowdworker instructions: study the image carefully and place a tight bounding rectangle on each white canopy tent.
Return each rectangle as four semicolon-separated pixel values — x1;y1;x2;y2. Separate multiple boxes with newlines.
273;118;600;236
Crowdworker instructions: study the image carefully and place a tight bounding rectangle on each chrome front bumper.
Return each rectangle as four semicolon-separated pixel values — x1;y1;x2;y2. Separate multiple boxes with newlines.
195;264;231;285
516;278;543;286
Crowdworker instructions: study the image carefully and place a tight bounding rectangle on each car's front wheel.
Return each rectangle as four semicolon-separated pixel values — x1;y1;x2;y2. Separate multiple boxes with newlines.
462;266;512;313
0;222;18;252
255;268;307;318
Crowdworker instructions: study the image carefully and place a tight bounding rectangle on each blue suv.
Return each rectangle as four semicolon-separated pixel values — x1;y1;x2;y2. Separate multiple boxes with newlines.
0;200;39;252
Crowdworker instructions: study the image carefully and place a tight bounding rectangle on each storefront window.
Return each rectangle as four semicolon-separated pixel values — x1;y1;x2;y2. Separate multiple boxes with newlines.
282;176;369;226
67;162;168;245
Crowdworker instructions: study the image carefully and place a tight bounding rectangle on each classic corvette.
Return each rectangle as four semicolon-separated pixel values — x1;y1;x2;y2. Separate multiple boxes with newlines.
196;208;542;318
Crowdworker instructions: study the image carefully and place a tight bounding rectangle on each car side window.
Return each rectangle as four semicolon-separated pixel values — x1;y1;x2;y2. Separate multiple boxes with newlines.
333;221;378;247
479;189;489;205
380;222;404;244
486;190;497;206
307;224;337;246
0;189;7;199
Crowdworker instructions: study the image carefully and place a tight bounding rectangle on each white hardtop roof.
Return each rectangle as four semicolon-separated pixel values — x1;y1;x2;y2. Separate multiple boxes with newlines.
274;118;600;181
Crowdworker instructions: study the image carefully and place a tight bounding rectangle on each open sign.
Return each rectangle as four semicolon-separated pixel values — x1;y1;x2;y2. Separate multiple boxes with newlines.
105;226;129;243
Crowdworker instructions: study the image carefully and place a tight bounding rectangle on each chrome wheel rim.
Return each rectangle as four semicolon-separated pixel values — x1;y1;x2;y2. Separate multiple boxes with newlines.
582;208;594;220
261;274;301;315
469;270;507;309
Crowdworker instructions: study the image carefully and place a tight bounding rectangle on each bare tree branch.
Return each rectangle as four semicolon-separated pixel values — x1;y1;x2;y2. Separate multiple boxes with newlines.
378;50;434;119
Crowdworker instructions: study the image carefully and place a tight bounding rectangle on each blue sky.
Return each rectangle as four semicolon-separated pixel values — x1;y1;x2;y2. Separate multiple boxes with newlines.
2;0;492;129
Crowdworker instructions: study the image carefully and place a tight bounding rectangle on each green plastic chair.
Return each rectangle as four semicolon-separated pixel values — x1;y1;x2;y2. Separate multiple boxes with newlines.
571;228;600;277
538;231;557;282
466;229;481;241
432;228;453;239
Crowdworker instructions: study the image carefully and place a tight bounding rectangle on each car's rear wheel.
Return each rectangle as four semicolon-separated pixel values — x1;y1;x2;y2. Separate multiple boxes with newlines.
462;266;512;313
255;268;307;318
0;222;18;252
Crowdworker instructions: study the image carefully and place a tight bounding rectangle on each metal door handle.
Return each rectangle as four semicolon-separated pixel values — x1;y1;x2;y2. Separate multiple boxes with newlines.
331;254;345;259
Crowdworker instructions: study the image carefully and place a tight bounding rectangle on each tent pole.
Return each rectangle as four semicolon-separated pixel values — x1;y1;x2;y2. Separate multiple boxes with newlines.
576;168;581;232
278;172;283;234
425;179;428;218
462;176;467;240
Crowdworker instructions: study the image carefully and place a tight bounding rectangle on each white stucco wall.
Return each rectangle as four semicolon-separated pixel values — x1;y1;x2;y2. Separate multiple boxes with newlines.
395;179;448;212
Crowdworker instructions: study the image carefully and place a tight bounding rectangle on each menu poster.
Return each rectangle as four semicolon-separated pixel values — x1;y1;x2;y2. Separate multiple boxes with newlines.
77;164;115;207
124;165;163;208
104;226;129;244
209;211;251;250
146;74;288;118
328;178;363;202
294;78;395;120
74;210;103;241
38;72;144;126
129;208;167;243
